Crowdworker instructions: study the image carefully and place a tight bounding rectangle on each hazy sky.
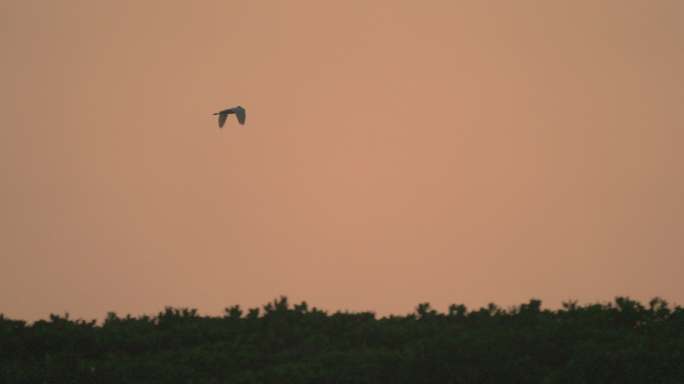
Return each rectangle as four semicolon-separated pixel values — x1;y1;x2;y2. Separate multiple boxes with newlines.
2;0;683;321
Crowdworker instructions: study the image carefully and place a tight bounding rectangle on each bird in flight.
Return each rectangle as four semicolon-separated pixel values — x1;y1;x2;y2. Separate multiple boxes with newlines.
213;106;246;128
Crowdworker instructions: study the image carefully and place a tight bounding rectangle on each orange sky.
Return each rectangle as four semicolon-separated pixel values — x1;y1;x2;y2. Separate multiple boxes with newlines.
2;1;683;321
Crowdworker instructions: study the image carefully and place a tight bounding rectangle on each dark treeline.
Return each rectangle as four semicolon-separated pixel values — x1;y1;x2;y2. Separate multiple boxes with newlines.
2;296;683;383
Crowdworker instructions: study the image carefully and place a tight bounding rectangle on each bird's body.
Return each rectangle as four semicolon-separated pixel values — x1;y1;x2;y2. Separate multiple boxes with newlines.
213;106;246;128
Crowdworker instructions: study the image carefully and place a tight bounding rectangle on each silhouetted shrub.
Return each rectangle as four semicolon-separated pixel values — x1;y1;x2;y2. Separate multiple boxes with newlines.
2;297;683;383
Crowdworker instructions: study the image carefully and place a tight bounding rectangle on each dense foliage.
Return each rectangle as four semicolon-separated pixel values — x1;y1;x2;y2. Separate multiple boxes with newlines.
2;296;683;383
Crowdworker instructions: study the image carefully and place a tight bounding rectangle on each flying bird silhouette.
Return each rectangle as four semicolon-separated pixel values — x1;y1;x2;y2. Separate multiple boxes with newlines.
213;106;246;128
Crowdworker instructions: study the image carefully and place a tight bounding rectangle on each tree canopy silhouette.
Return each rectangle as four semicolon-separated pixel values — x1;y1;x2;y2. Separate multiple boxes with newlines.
2;296;683;383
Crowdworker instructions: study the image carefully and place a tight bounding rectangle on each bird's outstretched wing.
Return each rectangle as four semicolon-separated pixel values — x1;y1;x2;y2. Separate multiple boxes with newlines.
218;112;228;128
235;107;246;125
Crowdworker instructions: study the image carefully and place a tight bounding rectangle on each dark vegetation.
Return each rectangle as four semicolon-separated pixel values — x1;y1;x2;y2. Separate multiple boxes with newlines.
2;296;683;383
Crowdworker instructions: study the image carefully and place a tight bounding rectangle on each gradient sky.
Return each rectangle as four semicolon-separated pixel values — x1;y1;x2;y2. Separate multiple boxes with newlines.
2;0;684;321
